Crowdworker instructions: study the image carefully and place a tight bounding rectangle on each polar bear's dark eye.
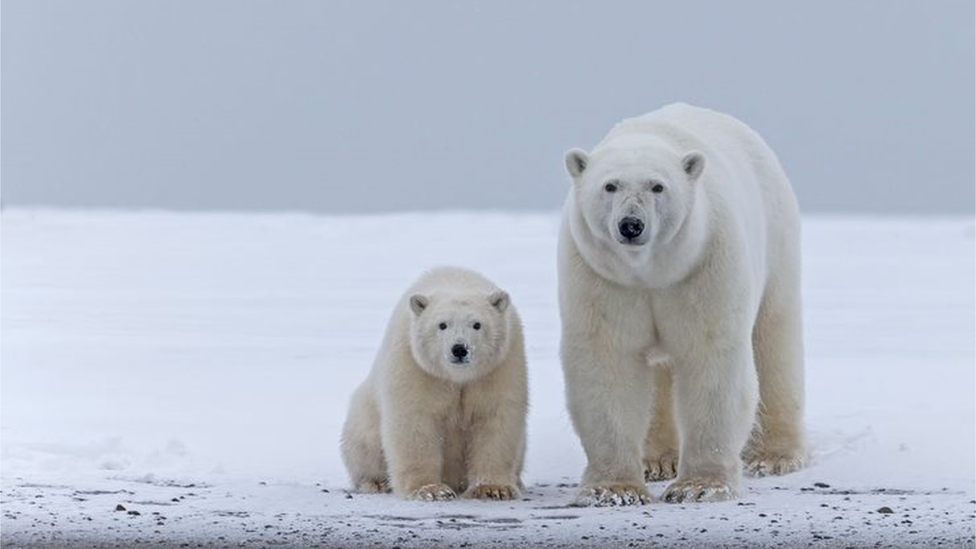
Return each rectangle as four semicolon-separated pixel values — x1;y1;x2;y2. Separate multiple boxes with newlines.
473;322;481;330
604;182;618;193
438;322;447;330
651;183;665;194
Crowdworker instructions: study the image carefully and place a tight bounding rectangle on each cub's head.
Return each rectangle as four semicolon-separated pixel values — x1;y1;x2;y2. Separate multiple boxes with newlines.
564;139;705;251
407;289;511;383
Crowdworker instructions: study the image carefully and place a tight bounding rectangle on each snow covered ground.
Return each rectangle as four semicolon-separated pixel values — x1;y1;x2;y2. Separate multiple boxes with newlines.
1;209;974;548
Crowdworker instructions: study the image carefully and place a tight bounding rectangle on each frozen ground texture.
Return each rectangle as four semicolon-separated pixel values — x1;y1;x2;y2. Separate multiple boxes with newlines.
1;209;974;548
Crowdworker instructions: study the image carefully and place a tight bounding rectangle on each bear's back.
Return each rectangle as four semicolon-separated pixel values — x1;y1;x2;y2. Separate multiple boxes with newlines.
598;102;766;157
600;103;796;226
409;266;498;298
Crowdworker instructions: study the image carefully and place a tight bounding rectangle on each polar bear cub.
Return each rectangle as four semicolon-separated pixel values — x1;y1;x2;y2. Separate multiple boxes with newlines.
341;267;528;501
559;103;806;506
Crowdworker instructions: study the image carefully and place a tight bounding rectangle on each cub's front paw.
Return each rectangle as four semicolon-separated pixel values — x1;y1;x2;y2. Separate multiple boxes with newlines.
574;484;650;507
465;483;520;501
356;478;391;493
744;452;805;478
409;483;457;501
643;451;679;482
662;478;736;503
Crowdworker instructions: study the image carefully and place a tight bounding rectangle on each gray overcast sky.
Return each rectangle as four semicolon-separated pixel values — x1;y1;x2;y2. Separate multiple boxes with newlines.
2;0;973;214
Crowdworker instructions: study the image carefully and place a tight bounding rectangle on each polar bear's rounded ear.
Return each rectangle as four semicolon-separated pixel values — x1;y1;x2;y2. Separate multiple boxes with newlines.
682;151;706;182
565;148;589;179
409;294;429;316
488;290;510;312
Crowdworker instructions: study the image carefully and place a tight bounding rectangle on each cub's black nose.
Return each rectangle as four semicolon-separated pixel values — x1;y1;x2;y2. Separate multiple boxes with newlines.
451;344;468;359
618;217;645;240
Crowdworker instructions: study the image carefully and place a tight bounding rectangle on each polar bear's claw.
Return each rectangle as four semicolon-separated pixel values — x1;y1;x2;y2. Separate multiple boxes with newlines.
574;484;651;507
465;483;520;501
744;453;805;477
356;478;392;493
662;478;736;503
410;483;457;501
643;452;679;482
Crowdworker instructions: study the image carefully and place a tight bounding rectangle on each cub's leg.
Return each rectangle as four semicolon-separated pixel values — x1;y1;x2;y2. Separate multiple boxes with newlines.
340;384;390;493
381;393;455;501
462;385;527;501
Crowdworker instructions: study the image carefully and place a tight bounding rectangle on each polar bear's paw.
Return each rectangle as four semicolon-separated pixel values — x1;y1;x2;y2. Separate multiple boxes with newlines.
744;452;805;477
409;483;457;501
356;478;391;493
662;478;736;503
643;451;679;482
465;483;520;501
573;484;651;507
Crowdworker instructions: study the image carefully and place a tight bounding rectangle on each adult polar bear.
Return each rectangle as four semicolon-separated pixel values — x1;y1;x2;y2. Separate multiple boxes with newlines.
559;103;805;506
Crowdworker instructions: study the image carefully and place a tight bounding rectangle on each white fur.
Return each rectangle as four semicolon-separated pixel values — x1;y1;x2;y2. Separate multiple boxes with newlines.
559;103;806;506
340;267;528;501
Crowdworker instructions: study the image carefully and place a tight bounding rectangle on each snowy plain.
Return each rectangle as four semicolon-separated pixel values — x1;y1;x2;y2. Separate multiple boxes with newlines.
1;209;974;548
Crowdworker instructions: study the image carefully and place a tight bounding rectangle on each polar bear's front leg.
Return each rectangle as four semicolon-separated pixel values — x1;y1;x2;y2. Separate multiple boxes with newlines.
663;345;759;503
382;413;455;501
563;343;652;507
463;402;526;501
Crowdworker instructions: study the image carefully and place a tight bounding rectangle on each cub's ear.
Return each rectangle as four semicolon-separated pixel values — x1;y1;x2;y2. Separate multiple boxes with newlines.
564;148;589;178
682;151;706;182
409;294;429;316
488;290;510;312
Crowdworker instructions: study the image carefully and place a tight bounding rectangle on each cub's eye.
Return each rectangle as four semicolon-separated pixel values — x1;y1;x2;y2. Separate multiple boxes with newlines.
604;182;618;193
651;183;665;194
438;322;447;330
472;322;481;330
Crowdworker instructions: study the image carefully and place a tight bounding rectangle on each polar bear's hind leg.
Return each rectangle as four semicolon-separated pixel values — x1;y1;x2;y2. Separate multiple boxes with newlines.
643;367;679;482
340;386;391;492
744;275;806;477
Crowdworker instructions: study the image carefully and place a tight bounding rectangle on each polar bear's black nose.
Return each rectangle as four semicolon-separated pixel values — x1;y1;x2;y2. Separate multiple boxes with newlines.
451;344;468;359
618;217;645;239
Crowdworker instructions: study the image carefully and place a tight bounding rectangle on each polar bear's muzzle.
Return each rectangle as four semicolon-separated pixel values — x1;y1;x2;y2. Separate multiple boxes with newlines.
449;342;472;365
616;216;648;246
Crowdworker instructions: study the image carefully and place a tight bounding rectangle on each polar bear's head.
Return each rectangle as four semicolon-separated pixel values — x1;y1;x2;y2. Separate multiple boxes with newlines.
564;138;705;252
407;290;512;383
